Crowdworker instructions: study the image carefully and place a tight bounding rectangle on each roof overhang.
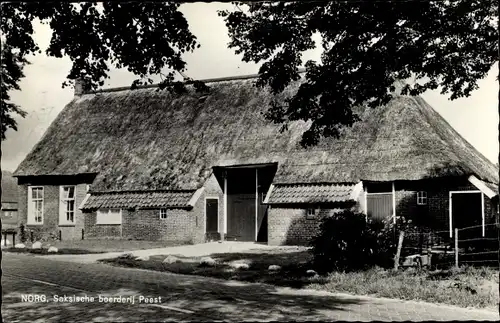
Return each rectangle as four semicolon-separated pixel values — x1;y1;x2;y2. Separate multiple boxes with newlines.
263;182;358;205
468;175;498;199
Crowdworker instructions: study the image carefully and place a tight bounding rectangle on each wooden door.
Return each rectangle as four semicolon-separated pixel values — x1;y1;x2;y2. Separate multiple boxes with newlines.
367;193;393;222
205;198;218;233
226;168;256;241
452;192;482;237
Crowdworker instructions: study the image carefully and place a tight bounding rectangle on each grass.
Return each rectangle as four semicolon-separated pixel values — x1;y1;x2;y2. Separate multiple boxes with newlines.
100;249;499;310
308;266;499;310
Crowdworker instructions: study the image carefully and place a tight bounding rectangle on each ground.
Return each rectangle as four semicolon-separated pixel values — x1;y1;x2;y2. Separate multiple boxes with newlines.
2;253;498;322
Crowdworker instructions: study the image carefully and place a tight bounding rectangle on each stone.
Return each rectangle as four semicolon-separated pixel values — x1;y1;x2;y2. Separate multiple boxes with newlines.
306;269;318;276
268;265;281;271
200;256;217;266
230;262;249;270
48;246;58;253
32;241;42;249
163;255;179;264
135;255;150;261
14;243;26;248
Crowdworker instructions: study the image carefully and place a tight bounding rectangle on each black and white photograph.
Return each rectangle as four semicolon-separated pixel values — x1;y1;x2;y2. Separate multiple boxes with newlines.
1;1;499;321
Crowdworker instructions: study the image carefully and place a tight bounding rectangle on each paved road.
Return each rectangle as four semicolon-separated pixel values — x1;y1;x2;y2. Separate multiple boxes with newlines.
2;253;498;322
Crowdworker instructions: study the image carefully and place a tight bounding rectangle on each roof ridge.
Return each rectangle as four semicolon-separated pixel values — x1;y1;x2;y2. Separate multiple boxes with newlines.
89;68;307;95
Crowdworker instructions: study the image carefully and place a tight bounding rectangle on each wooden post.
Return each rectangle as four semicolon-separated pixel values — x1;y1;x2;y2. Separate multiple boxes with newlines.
59;230;62;241
82;229;84;240
12;232;15;247
454;228;459;269
394;231;405;270
30;231;34;242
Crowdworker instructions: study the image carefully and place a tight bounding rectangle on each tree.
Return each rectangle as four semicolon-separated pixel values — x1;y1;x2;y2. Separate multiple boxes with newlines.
219;0;498;146
0;2;200;139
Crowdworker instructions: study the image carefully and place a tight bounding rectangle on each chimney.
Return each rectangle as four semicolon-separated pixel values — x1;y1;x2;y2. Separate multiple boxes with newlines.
74;78;91;96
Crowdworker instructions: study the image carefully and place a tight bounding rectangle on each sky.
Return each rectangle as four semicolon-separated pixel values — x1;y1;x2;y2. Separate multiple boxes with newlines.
2;2;499;172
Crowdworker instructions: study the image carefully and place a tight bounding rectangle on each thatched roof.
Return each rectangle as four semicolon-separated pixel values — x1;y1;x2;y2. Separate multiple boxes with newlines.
14;73;498;192
1;170;18;203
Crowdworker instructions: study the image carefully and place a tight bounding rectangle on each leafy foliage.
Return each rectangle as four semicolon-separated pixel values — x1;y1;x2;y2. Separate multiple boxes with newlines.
0;2;200;139
1;46;28;140
310;211;418;273
220;1;498;146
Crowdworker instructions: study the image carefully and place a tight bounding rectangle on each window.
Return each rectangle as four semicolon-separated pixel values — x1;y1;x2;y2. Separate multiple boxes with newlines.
96;209;122;224
60;186;76;224
160;208;168;219
417;191;427;205
306;208;318;219
28;187;44;225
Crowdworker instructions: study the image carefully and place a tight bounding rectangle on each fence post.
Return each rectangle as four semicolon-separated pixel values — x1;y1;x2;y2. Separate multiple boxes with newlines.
82;229;84;240
30;231;34;243
394;231;405;271
59;230;62;241
454;228;459;269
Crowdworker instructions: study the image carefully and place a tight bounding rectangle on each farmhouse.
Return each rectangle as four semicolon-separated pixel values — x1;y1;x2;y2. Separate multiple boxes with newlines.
13;73;499;245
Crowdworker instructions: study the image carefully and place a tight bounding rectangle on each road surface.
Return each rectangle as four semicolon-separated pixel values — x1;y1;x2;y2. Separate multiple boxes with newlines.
1;253;498;322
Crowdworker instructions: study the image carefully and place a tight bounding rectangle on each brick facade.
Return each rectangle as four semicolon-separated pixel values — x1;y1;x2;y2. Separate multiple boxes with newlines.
17;183;88;241
268;207;345;246
83;174;224;243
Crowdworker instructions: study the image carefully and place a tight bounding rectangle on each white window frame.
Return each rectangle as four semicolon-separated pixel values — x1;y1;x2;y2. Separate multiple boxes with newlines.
417;191;427;205
27;186;44;225
96;208;122;225
59;186;76;225
306;207;318;219
159;208;168;220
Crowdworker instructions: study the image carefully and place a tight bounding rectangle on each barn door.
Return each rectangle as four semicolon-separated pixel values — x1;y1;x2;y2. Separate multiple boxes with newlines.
367;193;393;222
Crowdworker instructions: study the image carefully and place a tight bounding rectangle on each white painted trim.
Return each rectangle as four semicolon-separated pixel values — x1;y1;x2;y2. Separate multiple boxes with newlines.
255;168;258;242
449;191;453;238
449;190;482;238
263;184;274;204
481;193;485;237
27;186;44;225
363;183;368;219
187;187;205;207
204;196;220;234
365;192;393;195
96;208;122;225
224;175;227;234
78;193;90;210
59;185;76;225
468;175;497;199
392;182;396;225
349;181;364;200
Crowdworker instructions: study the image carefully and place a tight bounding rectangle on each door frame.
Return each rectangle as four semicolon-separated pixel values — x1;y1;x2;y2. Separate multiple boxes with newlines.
204;196;219;234
364;181;396;224
448;190;484;238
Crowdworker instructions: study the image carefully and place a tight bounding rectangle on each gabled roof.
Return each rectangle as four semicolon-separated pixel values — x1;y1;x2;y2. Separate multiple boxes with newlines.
14;74;498;192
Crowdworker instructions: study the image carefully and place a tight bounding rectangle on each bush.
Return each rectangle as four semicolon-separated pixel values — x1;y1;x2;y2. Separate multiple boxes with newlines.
310;211;414;273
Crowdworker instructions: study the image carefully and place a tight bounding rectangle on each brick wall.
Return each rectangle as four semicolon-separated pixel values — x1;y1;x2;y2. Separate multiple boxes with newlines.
83;173;224;243
84;211;122;239
17;183;87;241
268;208;338;246
395;179;496;232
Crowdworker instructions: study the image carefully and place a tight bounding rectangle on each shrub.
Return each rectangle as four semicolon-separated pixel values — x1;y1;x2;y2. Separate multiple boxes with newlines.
310;210;378;273
310;211;416;273
19;223;27;243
